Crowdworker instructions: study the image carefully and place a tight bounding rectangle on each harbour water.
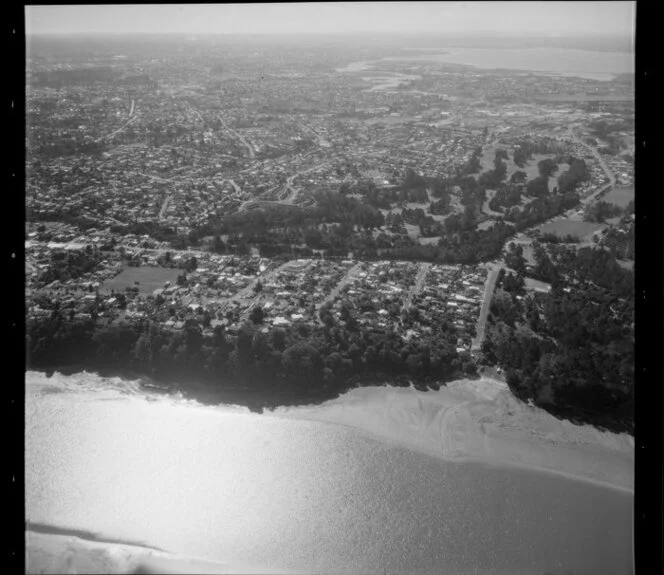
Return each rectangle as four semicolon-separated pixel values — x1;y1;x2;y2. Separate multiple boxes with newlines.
339;47;634;81
26;371;633;574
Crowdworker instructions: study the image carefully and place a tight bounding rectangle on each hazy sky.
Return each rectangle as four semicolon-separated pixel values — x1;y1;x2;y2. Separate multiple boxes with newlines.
26;2;635;38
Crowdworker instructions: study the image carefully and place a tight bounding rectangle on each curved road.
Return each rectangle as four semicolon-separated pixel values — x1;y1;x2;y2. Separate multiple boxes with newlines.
237;160;331;212
567;129;616;204
217;115;255;158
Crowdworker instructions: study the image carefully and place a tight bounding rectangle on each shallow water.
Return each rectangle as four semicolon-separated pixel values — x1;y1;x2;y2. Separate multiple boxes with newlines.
26;372;633;574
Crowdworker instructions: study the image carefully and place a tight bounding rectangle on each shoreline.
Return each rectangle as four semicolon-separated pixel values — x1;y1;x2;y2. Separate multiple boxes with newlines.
339;49;632;83
27;363;634;434
28;363;465;413
26;369;634;493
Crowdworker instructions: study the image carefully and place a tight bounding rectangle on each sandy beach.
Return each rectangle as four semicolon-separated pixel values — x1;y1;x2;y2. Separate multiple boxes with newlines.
272;377;634;493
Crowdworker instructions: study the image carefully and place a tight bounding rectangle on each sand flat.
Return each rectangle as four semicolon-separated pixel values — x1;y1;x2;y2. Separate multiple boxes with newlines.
272;377;634;492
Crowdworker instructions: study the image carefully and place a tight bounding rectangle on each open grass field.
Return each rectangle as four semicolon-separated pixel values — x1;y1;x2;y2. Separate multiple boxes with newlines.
521;244;537;266
539;218;603;239
602;186;634;208
428;213;450;223
418;236;440;245
477;220;498;230
524;277;552;293
404;223;421;239
101;266;182;294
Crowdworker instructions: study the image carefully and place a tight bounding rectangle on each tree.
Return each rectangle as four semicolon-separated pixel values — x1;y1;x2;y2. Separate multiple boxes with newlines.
526;297;541;331
462;356;477;375
236;322;255;364
271;327;287;351
340;302;353;323
406;353;424;376
583;201;622;223
282;342;323;379
251;331;271;364
493;157;507;179
184;320;202;356
557;159;589;193
537;158;558;178
462;203;478;230
212;236;225;253
526;176;550;198
505;243;527;276
510;170;527;184
250;305;265;324
185;256;198;272
116;292;127;309
495;148;509;162
490;290;518;328
133;332;153;366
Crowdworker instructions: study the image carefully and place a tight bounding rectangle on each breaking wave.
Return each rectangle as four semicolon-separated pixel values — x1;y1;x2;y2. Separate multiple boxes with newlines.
27;370;146;397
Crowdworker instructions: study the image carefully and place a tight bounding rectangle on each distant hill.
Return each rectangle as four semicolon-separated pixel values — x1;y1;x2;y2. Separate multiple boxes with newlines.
611;72;635;84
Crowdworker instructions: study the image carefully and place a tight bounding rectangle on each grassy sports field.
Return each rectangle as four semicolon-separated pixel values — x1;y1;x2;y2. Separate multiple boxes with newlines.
538;218;603;239
602;186;634;208
101;266;182;294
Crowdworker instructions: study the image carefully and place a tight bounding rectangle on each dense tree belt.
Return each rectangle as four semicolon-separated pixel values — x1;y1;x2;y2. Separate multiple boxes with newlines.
483;244;634;434
27;308;476;413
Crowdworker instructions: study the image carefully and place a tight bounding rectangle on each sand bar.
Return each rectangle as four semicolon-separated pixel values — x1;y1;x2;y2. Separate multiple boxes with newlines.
25;529;300;574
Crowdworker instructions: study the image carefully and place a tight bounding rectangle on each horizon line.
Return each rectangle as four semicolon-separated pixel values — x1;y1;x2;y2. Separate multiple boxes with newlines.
25;30;631;38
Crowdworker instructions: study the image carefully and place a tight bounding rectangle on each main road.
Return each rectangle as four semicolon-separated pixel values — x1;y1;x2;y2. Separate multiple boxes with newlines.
158;195;172;221
567;129;616;205
236;160;331;212
221;260;294;312
471;263;501;352
282;160;333;203
315;262;364;324
402;262;432;311
95;114;140;144
217;115;255;158
296;121;331;148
